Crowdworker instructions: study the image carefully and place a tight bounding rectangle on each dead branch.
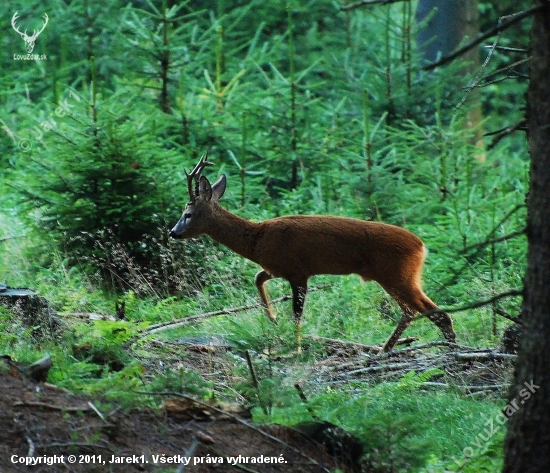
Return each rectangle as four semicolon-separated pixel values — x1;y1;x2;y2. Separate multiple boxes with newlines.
63;312;116;321
39;442;115;453
140;284;332;336
14;400;90;412
375;341;478;359
0;235;26;243
494;307;521;325
421;382;509;391
444;204;526;286
42;382;71;393
484;45;528;54
245;350;267;415
486;121;528;150
25;435;35;457
294;383;319;420
485;121;528;137
480;57;531;84
463;228;526;252
87;401;106;421
421;289;522;318
340;0;405;12
177;439;200;473
303;334;418;352
453;352;517;361
479;75;527;88
424;6;542;71
345;361;417;376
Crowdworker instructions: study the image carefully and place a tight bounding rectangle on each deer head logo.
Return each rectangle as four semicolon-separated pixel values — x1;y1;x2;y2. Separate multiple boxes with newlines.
11;11;49;53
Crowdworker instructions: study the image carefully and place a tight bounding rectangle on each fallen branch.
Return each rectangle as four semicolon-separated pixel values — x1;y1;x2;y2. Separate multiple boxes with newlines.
140;284;332;336
421;382;509;391
88;401;106;421
454;352;516;361
177;439;199;473
14;400;91;412
25;435;35;457
39;442;115;453
303;334;418;352
375;341;479;359
63;312;116;321
345;361;416;376
42;382;71;393
245;350;267;415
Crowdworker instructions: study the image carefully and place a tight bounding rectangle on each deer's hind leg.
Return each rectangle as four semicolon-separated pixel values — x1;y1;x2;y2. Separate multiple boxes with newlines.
417;293;456;344
379;284;456;352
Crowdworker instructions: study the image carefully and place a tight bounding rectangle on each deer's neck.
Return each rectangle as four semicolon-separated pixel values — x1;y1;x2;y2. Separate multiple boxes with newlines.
206;205;261;263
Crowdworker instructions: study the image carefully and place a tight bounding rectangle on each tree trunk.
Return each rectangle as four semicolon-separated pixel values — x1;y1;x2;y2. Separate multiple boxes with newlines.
416;0;478;63
503;3;550;472
416;0;485;160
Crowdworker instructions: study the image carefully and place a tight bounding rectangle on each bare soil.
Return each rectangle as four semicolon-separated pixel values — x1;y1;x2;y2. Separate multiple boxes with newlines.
0;359;350;473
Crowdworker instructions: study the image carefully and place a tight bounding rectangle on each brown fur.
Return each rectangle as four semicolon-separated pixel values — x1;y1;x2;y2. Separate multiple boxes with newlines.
170;172;456;352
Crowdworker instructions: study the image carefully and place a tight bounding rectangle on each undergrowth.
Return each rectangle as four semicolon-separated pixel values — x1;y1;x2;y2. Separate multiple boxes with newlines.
0;0;529;471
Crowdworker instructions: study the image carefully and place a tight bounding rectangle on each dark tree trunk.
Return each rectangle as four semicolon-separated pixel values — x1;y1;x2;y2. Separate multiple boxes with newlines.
503;3;550;472
416;0;484;159
416;0;478;63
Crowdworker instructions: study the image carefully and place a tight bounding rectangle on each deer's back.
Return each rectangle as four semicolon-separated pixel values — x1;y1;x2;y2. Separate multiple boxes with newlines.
253;215;425;281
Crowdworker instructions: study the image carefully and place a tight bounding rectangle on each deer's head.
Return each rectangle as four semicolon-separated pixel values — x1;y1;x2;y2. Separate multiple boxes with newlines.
170;154;226;239
11;11;49;53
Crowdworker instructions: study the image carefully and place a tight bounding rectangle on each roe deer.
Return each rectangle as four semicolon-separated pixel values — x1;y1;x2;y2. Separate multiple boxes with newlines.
169;154;456;352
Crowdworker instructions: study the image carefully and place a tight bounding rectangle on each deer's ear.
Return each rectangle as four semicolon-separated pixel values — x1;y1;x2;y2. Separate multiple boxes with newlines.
211;175;226;201
198;176;213;201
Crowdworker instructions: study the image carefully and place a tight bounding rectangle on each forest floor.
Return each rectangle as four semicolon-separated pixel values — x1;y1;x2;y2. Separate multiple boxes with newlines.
0;355;352;473
0;335;515;473
0;300;516;473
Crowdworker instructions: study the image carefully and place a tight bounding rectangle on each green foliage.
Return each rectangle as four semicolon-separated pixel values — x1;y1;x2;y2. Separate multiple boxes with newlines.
397;368;445;391
71;319;144;373
0;0;529;470
11;87;176;262
256;383;504;472
148;367;213;398
359;411;431;473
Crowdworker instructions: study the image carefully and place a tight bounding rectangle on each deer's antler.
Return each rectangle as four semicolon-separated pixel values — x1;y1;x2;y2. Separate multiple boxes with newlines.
186;152;213;202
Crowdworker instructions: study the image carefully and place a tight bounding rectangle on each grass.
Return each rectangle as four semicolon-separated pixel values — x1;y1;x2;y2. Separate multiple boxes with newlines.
0;209;516;472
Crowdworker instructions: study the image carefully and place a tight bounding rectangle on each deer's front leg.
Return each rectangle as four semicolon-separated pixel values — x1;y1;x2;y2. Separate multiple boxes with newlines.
290;279;308;353
255;270;276;322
